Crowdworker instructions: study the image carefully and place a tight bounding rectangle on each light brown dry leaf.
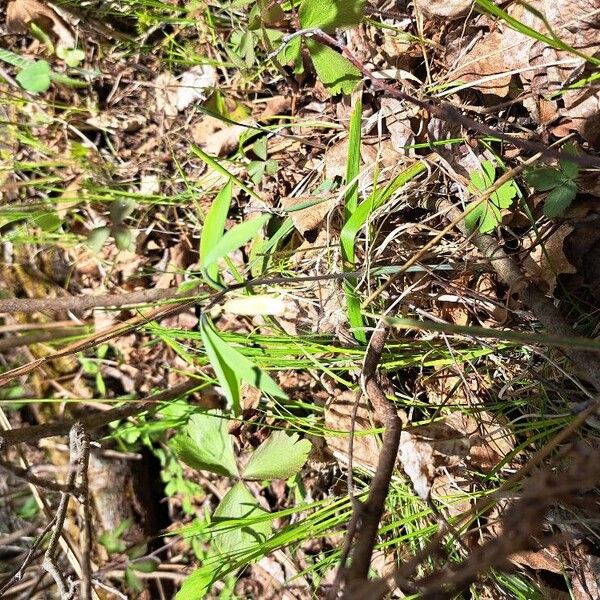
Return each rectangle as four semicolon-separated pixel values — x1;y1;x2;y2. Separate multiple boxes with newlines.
414;0;473;18
7;0;75;48
280;194;339;235
510;548;564;573
324;390;381;471
154;72;180;118
449;0;600;142
380;97;418;154
573;554;600;600
324;139;350;181
203;123;247;157
523;225;577;293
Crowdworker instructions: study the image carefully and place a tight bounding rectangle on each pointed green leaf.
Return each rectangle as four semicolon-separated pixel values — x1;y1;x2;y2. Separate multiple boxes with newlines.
200;318;241;413
202;213;270;271
131;558;160;573
242;431;311;481
200;317;287;414
213;482;272;555
87;226;111;253
171;412;239;477
306;40;361;96
299;0;365;31
16;60;52;93
200;180;233;287
543;181;577;218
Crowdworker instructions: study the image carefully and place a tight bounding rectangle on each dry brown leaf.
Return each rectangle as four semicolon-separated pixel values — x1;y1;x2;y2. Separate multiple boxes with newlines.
414;0;473;18
324;390;381;471
449;0;600;142
280;194;339;235
380;97;417;154
523;225;577;293
7;0;75;48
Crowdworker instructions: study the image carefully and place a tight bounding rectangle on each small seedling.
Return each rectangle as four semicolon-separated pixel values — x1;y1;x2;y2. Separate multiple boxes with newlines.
171;410;311;595
465;160;518;233
87;198;137;252
524;148;579;218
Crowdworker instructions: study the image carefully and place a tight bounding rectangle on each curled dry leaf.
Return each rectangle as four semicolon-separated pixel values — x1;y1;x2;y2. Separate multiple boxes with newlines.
154;66;217;116
523;224;577;293
414;0;473;18
7;0;75;48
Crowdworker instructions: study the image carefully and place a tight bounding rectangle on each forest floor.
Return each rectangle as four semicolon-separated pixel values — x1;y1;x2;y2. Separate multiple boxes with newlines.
1;1;600;599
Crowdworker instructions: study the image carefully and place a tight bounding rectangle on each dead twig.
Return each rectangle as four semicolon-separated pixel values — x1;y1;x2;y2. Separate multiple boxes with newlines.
0;379;201;450
336;322;401;596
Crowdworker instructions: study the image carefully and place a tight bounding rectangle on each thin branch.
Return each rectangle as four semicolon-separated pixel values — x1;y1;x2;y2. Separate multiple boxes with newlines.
0;379;201;450
0;458;81;494
307;29;600;169
0;287;184;315
42;425;84;600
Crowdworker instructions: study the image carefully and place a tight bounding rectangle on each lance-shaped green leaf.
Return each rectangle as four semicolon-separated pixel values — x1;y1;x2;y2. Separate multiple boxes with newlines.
242;431;311;480
200;179;233;288
213;482;272;556
202;213;270;272
200;316;287;414
171;412;239;477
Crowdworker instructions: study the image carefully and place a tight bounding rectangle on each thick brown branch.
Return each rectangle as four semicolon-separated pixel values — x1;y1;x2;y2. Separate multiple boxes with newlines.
0;287;182;315
346;323;402;587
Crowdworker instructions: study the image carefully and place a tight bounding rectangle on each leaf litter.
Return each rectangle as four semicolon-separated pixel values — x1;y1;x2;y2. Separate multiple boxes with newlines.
2;0;600;597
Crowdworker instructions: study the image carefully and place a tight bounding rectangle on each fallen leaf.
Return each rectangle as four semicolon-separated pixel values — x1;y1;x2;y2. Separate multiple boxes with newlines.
280;193;339;235
175;65;218;111
414;0;473;18
523;225;577;293
7;0;75;48
324;390;381;471
448;0;600;142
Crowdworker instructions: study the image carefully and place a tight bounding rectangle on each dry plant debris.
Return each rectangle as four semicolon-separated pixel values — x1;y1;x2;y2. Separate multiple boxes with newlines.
2;0;600;598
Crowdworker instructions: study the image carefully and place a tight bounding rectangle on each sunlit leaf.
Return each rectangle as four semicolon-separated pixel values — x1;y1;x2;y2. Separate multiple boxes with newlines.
242;431;311;480
200;179;233;288
213;482;272;555
171;411;239;477
305;40;361;96
16;60;51;93
299;0;365;31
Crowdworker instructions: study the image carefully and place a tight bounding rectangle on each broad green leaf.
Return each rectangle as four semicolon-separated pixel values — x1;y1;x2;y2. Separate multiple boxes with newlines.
242;431;311;480
213;482;272;555
466;162;517;233
306;40;361;96
464;200;501;234
200;179;233;287
112;224;132;251
543;181;577;218
176;566;214;600
16;60;51;93
299;0;365;31
276;35;303;73
32;210;61;232
87;226;111;253
524;167;564;191
124;567;143;593
200;316;287;414
171;411;239;477
202;213;270;271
